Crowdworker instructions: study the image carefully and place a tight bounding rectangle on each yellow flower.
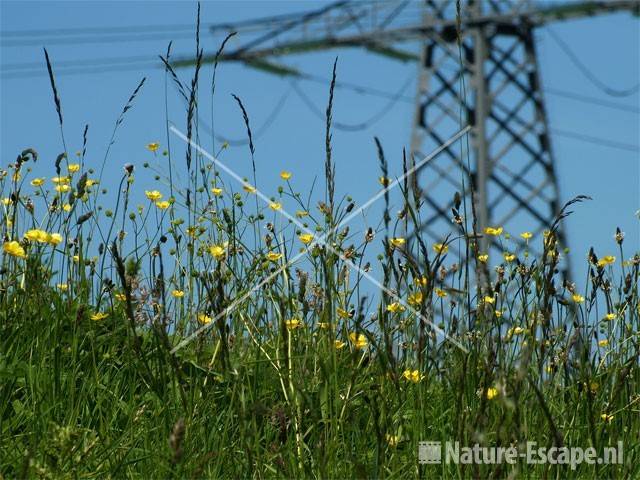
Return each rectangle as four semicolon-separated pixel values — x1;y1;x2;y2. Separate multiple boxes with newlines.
211;187;223;196
494;310;503;318
155;201;171;210
414;276;428;287
318;322;330;329
295;210;309;218
145;190;162;201
30;177;45;187
51;176;70;184
171;290;185;298
478;254;489;263
3;241;26;259
604;313;617;321
389;237;405;248
435;288;447;298
485;387;499;400
85;179;99;187
2;198;10;206
433;243;448;254
67;163;80;173
285;318;301;330
572;294;585;304
266;251;283;262
386;302;406;314
299;233;314;244
484;226;503;236
146;142;160;152
72;255;80;263
48;233;63;245
402;369;423;383
280;171;292;180
378;176;391;187
243;184;256;194
408;291;423;306
503;252;516;262
56;283;69;291
598;339;609;348
55;184;71;193
385;434;400;447
600;413;614;423
115;293;126;301
334;340;346;350
198;313;212;325
25;229;50;243
209;244;226;260
520;231;532;240
349;332;368;350
91;312;108;321
483;296;495;304
336;307;352;319
269;202;282;211
597;255;615;268
62;204;72;212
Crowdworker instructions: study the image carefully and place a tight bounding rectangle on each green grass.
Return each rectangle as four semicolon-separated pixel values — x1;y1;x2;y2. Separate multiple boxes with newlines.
1;27;639;480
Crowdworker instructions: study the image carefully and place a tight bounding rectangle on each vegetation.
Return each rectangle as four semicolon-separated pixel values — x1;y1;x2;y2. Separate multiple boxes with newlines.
1;19;638;480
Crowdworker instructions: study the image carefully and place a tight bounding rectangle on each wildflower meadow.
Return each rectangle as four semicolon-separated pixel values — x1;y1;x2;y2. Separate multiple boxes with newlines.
1;6;639;480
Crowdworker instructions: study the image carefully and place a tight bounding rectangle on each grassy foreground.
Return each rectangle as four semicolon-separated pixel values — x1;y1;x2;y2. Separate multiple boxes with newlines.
1;39;639;480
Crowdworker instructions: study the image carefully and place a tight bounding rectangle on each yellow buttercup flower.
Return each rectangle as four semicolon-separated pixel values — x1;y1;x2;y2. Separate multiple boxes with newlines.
209;244;226;260
56;283;69;291
408;291;423;306
145;190;162;201
30;177;45;187
295;210;309;218
414;276;428;287
280;171;292;180
386;302;406;314
3;241;26;259
269;202;282;211
604;313;617;321
485;387;499;400
336;307;352;320
520;231;532;240
299;233;314;244
385;434;400;447
483;296;495;304
433;243;448;254
349;332;368;350
146;142;160;152
435;288;447;298
266;251;283;262
51;176;70;184
155;201;171;210
171;290;185;298
503;252;516;263
198;313;212;325
597;255;615;268
285;318;301;330
600;413;614;423
478;254;489;263
2;198;10;206
115;293;126;301
334;340;346;350
91;312;108;321
243;184;256;194
402;369;423;383
67;163;80;173
598;339;609;347
389;237;405;248
484;226;503;236
55;185;71;193
62;204;72;212
378;176;391;187
572;294;585;303
85;179;99;187
211;187;223;196
25;229;50;243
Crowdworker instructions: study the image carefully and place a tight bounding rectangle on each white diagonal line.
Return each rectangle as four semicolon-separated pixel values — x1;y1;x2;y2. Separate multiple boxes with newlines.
170;124;470;353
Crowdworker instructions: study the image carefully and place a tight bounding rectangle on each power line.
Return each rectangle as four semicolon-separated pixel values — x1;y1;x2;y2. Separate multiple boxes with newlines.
546;26;640;98
544;86;640;114
550;127;639;152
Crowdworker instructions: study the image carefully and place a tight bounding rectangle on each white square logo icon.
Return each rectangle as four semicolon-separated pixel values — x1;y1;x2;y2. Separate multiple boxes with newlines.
419;441;442;464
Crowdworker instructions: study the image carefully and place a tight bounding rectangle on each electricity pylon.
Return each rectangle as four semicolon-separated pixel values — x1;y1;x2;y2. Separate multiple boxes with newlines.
176;0;639;277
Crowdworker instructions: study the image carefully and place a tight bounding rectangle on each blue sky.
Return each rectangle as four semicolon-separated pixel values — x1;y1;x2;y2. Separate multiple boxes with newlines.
1;1;638;290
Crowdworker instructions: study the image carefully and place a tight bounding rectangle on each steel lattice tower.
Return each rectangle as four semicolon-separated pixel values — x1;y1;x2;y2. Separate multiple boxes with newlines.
409;0;567;273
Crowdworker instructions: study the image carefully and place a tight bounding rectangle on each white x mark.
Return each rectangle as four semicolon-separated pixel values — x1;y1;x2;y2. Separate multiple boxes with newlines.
169;124;471;353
